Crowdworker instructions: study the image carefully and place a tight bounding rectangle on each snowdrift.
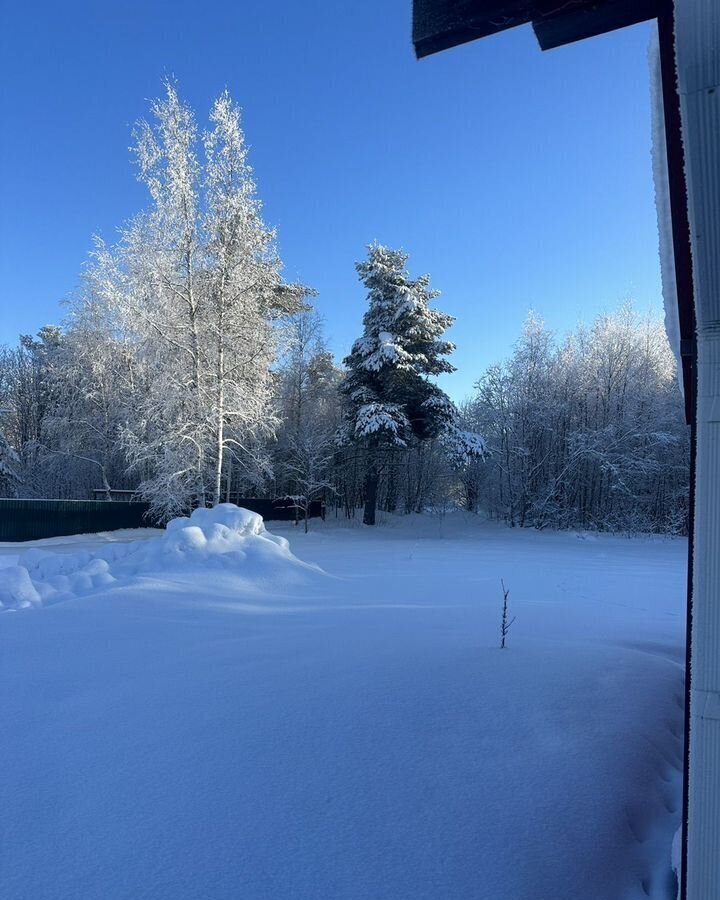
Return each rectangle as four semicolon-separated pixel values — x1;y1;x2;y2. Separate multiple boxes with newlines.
0;504;318;610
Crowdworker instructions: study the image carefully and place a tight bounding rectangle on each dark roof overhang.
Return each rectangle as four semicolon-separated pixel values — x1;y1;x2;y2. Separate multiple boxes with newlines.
413;1;660;58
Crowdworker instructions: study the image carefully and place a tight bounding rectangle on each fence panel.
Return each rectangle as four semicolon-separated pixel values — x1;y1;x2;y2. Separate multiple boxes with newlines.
0;499;154;543
0;498;324;542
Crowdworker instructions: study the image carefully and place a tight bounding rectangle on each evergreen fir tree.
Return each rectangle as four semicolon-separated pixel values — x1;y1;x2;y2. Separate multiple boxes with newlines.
340;244;486;524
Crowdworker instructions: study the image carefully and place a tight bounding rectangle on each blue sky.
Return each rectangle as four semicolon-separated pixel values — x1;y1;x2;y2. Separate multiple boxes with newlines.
0;1;660;400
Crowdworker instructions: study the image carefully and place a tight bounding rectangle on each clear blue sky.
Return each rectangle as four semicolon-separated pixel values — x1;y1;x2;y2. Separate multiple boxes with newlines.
0;1;661;400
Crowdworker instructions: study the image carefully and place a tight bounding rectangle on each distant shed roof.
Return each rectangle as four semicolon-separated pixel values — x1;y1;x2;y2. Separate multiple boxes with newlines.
413;0;660;57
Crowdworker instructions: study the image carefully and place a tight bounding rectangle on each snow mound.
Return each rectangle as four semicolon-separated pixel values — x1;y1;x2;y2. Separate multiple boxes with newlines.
0;566;42;610
2;505;318;611
163;505;274;556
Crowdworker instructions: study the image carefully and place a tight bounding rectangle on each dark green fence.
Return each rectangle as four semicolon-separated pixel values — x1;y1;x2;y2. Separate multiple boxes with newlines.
0;499;154;542
0;497;325;542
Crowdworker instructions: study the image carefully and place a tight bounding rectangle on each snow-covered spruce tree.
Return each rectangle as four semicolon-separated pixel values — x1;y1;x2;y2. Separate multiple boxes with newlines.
339;244;486;525
85;82;309;519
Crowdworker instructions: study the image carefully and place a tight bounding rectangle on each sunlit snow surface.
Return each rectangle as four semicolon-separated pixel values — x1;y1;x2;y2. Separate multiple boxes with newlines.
0;508;686;900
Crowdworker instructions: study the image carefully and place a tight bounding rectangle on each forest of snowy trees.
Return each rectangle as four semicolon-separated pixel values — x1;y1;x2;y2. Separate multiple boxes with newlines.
0;84;690;534
460;307;690;533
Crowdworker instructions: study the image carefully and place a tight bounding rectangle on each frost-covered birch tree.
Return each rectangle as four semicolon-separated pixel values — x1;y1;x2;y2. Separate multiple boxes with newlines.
202;91;309;505
0;428;21;497
39;289;136;499
470;306;689;532
84;82;309;518
273;312;341;528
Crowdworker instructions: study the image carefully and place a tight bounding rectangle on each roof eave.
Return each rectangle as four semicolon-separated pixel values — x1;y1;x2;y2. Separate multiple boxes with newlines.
413;0;660;59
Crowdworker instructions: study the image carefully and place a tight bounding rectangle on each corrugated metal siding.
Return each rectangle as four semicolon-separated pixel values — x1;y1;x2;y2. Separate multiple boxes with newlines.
676;0;720;896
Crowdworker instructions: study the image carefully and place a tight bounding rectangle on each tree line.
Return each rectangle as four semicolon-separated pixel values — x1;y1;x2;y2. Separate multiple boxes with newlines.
460;308;690;533
0;83;690;533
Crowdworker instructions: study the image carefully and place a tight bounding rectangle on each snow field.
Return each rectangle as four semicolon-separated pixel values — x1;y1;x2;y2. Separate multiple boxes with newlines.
0;510;687;900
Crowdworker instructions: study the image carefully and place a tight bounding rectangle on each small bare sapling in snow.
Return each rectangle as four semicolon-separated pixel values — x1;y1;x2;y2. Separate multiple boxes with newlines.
500;579;515;649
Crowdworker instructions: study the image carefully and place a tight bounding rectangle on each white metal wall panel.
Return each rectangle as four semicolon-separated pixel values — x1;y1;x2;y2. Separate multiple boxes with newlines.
675;1;720;897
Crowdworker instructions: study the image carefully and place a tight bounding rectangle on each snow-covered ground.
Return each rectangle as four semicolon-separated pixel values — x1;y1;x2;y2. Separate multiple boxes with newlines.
0;508;686;900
